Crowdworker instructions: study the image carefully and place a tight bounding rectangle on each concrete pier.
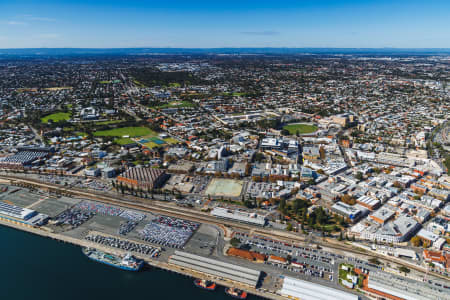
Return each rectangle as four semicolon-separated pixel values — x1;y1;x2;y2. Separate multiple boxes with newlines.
0;218;284;300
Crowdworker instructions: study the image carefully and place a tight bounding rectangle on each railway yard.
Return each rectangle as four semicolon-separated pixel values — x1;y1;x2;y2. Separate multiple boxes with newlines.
0;177;449;300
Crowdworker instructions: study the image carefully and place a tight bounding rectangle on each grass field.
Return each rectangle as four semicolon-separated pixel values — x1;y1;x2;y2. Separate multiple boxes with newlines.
41;112;71;123
144;141;159;148
151;100;195;109
283;123;318;135
94;120;124;125
133;79;146;88
115;137;135;145
164;137;179;144
43;87;73;91
76;132;87;137
94;127;155;138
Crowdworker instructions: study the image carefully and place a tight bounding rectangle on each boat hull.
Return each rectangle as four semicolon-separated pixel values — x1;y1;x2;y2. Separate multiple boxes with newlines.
225;288;248;299
82;248;144;271
87;254;143;271
194;280;216;291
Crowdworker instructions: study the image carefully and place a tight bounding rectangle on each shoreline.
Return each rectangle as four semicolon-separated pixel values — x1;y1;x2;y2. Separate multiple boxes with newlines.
0;218;283;300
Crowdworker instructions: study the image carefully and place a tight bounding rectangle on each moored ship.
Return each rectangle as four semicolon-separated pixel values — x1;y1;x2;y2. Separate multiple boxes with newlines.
194;279;216;291
225;287;248;299
82;247;143;271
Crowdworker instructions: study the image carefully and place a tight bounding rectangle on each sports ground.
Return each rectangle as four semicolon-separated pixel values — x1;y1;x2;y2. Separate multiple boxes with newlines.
204;179;243;198
283;123;318;135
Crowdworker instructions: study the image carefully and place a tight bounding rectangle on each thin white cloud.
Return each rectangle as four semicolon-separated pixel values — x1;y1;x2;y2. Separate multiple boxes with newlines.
29;17;56;22
7;21;27;25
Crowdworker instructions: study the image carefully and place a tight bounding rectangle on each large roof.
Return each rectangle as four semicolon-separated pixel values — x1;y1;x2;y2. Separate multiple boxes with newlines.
0;202;36;220
280;276;359;300
169;251;261;287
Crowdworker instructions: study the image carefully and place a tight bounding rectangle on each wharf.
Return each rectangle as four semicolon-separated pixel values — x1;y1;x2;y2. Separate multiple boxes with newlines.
0;218;284;300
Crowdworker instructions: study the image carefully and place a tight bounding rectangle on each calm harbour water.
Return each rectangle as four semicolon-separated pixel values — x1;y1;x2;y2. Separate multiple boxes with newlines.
1;225;265;300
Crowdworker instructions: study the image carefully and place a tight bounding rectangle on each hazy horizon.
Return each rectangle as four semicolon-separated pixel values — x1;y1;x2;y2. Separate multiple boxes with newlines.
1;0;450;49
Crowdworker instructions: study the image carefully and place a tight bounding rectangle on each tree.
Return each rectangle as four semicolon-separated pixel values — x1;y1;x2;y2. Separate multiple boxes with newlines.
230;237;240;247
279;198;287;214
355;172;363;181
281;129;290;136
341;194;356;205
411;236;422;247
286;223;293;231
398;266;410;274
319;146;326;160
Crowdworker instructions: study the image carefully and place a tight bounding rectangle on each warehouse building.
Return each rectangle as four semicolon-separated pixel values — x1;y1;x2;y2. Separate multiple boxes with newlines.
280;276;359;300
361;214;420;243
226;247;266;263
0;202;37;220
211;207;267;226
369;207;395;224
367;271;447;300
331;202;362;223
117;166;169;190
0;202;48;227
169;251;261;287
356;195;380;210
0;148;52;169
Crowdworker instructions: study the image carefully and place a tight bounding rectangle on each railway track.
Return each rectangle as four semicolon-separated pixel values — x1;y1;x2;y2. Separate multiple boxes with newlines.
1;174;448;281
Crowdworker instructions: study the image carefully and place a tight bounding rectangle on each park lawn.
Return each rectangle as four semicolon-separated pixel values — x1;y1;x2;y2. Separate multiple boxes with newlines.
283;123;318;135
322;224;338;232
164;137;179;144
43;87;73;91
41;112;71;123
94;120;124;126
144;141;164;149
94;126;154;137
115;137;135;145
169;82;181;88
99;80;111;84
76;132;87;137
338;263;354;285
151;100;195;109
133;79;146;88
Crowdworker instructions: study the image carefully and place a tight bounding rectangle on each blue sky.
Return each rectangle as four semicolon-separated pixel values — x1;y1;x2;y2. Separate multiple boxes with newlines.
0;0;449;48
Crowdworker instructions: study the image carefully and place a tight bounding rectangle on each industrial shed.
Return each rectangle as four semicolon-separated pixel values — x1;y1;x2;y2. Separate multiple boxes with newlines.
211;207;267;226
280;276;359;300
169;251;261;287
0;202;37;220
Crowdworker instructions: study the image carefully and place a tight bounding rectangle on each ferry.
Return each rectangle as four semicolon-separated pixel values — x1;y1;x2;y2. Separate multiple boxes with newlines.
82;247;143;271
225;287;248;299
194;279;216;291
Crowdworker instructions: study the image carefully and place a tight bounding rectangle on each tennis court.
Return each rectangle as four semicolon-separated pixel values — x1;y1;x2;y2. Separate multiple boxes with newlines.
150;137;167;145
